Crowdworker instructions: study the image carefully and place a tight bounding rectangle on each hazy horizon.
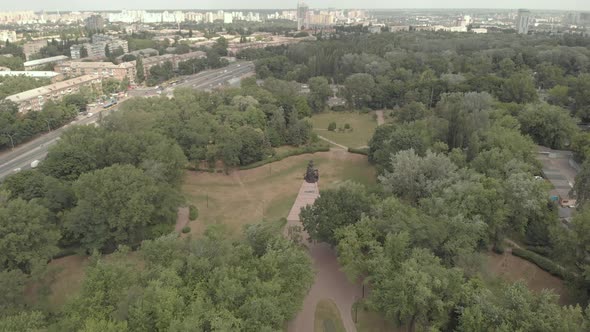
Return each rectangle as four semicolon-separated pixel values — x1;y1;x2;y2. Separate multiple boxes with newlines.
2;0;589;12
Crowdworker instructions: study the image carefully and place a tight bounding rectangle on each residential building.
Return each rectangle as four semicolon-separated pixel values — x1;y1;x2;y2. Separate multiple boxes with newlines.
0;70;62;82
224;13;233;24
85;15;105;32
23;39;49;60
0;30;16;43
471;28;488;34
5;75;101;113
23;55;69;71
517;9;532;34
54;61;136;82
70;35;129;59
297;1;310;30
389;25;410;32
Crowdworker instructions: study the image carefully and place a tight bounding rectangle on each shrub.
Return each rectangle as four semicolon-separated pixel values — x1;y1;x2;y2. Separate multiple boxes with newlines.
344;123;351;130
492;243;505;254
181;226;191;233
189;205;199;221
511;248;570;280
239;144;330;170
328;122;337;131
348;147;369;155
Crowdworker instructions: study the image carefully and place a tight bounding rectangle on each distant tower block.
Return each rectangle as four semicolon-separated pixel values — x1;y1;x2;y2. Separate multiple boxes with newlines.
516;9;532;34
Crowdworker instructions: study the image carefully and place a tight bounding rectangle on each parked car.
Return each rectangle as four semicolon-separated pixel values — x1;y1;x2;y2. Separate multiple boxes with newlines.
30;160;40;168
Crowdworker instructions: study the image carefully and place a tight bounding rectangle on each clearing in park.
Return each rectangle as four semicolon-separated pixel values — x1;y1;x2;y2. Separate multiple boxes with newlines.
311;111;378;149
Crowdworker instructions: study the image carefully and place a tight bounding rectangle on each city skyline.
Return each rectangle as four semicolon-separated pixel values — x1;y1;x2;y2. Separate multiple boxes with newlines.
1;0;590;12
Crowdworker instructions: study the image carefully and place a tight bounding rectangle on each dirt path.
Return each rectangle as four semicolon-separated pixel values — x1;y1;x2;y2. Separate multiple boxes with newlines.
375;110;385;126
286;181;361;332
317;135;348;150
175;207;189;233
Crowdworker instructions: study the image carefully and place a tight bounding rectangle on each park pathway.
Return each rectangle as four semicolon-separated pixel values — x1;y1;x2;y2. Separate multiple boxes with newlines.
375;110;385;126
317;135;348;150
285;181;362;332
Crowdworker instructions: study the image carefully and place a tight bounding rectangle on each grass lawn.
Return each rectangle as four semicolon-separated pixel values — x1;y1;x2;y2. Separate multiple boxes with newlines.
315;299;346;332
311;111;377;149
182;149;377;236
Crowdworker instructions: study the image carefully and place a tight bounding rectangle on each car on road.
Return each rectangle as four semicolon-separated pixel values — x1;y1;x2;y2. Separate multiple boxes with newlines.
31;160;40;168
87;112;93;117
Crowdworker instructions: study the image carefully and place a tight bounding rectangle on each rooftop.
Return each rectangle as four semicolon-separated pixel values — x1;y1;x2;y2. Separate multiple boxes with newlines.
0;71;60;78
23;55;69;67
60;61;135;69
6;75;99;102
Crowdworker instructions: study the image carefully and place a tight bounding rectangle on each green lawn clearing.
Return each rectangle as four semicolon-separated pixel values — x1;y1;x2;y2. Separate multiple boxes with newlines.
311;111;378;149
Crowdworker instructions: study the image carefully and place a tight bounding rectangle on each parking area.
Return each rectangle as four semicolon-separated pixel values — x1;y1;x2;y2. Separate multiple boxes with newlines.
537;146;579;222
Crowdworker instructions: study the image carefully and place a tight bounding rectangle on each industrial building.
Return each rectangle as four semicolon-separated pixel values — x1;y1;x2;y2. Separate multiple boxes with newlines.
5;75;101;113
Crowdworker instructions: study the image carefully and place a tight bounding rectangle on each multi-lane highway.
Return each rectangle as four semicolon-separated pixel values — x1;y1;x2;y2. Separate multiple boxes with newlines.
128;61;254;98
0;61;255;181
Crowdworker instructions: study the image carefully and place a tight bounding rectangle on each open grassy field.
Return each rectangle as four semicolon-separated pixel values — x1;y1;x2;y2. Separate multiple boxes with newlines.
311;112;378;149
315;299;346;332
182;149;377;236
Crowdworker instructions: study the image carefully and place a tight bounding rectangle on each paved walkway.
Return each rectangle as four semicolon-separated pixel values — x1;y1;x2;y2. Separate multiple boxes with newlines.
376;110;385;126
286;181;361;332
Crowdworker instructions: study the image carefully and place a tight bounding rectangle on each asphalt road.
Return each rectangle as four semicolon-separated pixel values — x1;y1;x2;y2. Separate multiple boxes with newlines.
0;61;255;181
128;61;254;98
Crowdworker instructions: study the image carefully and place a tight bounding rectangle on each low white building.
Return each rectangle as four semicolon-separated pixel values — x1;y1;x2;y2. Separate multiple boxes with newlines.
0;30;17;43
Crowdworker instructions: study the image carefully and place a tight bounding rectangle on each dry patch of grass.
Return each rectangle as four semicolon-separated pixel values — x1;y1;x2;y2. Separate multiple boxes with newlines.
354;305;404;332
315;299;346;332
486;252;572;305
182;150;376;236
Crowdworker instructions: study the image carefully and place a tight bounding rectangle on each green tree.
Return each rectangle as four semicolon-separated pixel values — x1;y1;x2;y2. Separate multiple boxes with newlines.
308;76;331;112
102;78;121;95
65;164;177;252
500;71;538;103
518;104;577;149
370;248;463;332
136;56;145;84
343;73;375;109
379;149;458;203
0;199;59;273
300;181;373;245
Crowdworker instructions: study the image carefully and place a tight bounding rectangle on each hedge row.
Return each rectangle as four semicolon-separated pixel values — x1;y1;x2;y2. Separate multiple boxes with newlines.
511;248;570;280
348;147;369;155
239;145;330;170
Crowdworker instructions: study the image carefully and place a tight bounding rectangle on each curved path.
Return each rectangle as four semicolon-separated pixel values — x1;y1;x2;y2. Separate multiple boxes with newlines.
285;181;362;332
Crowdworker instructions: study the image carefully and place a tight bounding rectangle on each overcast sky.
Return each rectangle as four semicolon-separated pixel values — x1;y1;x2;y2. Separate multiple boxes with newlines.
3;0;589;11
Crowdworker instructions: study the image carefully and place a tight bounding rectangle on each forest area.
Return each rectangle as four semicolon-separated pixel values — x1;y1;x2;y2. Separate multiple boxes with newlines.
2;30;590;331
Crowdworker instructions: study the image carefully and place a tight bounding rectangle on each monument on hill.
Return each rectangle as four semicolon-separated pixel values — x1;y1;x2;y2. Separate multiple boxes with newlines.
304;160;319;183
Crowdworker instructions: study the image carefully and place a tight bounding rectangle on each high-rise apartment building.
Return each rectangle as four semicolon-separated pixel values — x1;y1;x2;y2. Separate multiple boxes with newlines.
297;1;309;30
516;9;532;34
85;15;105;32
